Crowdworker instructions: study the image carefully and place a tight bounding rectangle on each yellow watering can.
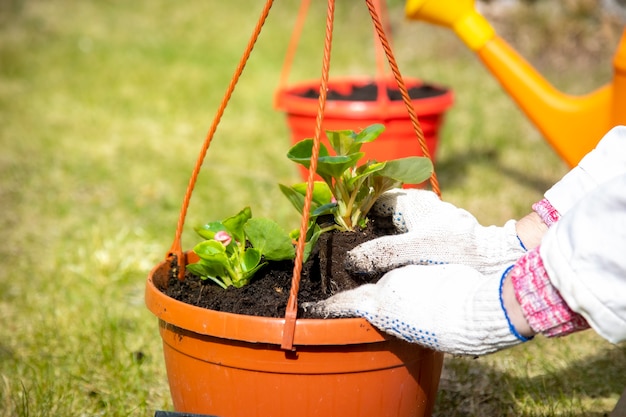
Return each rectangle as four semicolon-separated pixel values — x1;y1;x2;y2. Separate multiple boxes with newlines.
405;0;626;167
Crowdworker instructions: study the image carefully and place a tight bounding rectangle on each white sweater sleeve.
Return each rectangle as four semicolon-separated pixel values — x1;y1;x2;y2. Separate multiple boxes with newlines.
540;173;626;343
544;126;626;215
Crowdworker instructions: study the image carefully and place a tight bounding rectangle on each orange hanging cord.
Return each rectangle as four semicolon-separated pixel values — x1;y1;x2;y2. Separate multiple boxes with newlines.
281;0;440;351
164;0;440;352
277;0;440;200
367;0;441;196
166;0;275;279
281;0;336;351
275;0;311;109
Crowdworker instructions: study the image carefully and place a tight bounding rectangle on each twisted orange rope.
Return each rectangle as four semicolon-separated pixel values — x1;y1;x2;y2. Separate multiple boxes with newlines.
365;0;441;196
276;0;311;108
167;0;274;279
281;0;440;350
281;0;335;351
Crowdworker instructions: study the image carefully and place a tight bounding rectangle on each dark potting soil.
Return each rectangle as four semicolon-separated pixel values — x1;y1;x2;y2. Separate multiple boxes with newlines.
298;82;447;101
162;215;396;319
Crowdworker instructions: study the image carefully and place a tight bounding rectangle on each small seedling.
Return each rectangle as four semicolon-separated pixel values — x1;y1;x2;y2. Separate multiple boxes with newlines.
280;123;433;232
188;207;295;288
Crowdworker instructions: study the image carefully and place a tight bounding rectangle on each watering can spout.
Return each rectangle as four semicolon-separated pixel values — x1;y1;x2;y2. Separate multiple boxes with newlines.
405;0;626;167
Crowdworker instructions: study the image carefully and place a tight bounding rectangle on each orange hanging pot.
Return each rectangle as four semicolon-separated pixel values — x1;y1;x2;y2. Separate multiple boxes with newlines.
146;252;445;417
275;76;453;180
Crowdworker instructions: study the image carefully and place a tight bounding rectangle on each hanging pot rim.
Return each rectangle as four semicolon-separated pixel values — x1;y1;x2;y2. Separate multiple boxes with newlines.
145;254;391;346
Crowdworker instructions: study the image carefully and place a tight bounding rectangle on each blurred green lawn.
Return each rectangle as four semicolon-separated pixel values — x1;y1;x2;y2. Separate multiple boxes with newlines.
1;1;624;416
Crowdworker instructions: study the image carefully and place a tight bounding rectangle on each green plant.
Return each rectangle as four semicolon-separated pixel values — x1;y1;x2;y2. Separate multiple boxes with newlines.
280;123;434;232
187;207;295;288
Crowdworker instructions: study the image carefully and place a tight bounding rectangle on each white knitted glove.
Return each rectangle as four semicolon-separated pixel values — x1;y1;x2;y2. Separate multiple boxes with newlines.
347;189;526;277
348;127;626;277
543;125;626;217
303;264;529;356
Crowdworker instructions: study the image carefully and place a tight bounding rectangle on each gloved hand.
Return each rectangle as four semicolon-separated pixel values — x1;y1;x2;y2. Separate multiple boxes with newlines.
303;263;527;356
346;127;626;278
304;247;589;357
346;189;526;277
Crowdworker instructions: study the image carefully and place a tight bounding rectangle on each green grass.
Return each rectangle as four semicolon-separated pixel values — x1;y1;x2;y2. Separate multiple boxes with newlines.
1;1;625;416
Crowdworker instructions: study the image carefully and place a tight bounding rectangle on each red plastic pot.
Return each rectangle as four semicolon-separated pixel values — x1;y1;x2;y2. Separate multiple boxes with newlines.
275;77;453;180
145;252;445;417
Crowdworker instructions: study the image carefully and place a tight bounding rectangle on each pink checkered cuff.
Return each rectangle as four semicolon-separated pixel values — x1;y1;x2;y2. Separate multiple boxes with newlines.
532;198;561;227
510;247;589;337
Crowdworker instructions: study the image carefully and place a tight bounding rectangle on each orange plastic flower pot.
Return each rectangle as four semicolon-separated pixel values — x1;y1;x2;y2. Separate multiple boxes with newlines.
275;77;453;181
145;254;445;417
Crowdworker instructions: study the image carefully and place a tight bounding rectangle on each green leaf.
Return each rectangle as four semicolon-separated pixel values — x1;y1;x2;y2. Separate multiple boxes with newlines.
287;139;360;182
186;262;229;289
348;161;386;187
302;226;322;263
192;241;232;278
326;124;384;156
241;247;262;272
326;129;358;156
279;183;305;214
372;175;400;194
222;206;252;244
377;157;433;184
291;181;333;206
244;218;295;261
279;182;333;215
316;152;363;180
193;240;227;259
311;202;337;217
236;261;267;288
186;262;212;277
286;139;330;169
194;221;227;240
189;241;235;288
354;123;385;144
